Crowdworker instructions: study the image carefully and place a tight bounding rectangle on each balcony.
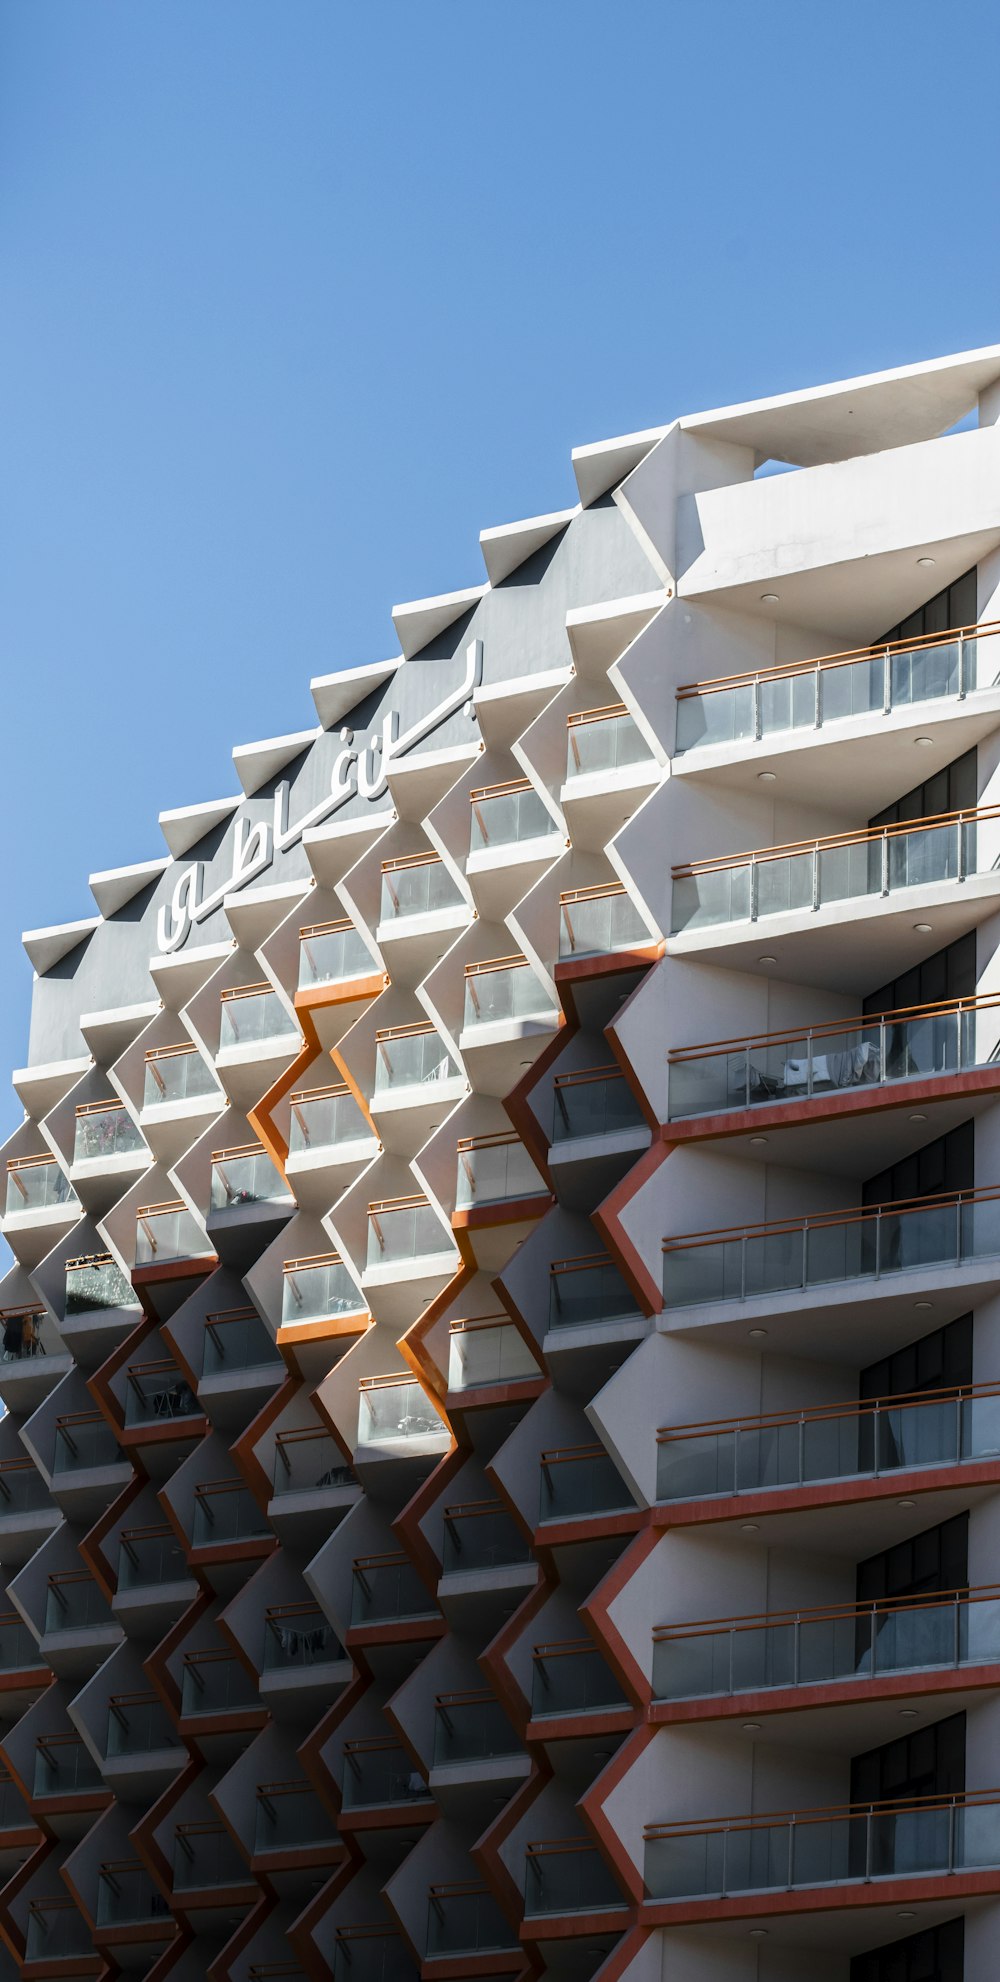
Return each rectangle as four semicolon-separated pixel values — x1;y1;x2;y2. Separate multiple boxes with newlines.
281;1253;366;1336
364;1198;454;1308
539;1444;634;1524
432;1691;518;1765
95;1861;172;1930
272;1427;354;1498
643;1789;1000;1905
0;1771;32;1836
117;1524;189;1591
455;1131;546;1215
357;1374;445;1448
332;1928;419;1982
286;1084;376;1202
219;983;298;1051
652;1583;1000;1706
462;955;556;1031
350;1552;437;1630
531;1640;629;1719
547;1254;642;1338
4;1155;75;1219
469;778;556;856
43;1571;114;1637
191;1479;271;1550
181;1650;261;1719
141;1044;220;1161
202;1304;283;1382
71;1103;147;1207
33;1734;104;1799
524;1840;624;1917
552;1064;646;1142
298;916;377;991
134;1198;213;1273
263;1602;344;1671
667;992;1000;1123
655;1380;1000;1506
123;1358;198;1427
559;883;651;962
341;1737;428;1811
563;706;657;848
374;1024;458;1096
52;1411;124;1475
425;1883;517;1957
0;1458;59;1561
0;1611;47;1678
173;1820;250;1892
63;1253;140;1357
253;1781;338;1856
209;1144;290;1213
25;1899;92;1963
379;852;463;922
566;703;651;780
441;1500;531;1574
447;1315;540;1393
661;1186;1000;1314
106;1691;180;1758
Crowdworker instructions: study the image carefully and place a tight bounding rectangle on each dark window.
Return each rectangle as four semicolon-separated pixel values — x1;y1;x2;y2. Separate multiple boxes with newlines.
859;1315;973;1404
869;747;977;834
863;932;976;1019
862;1121;973;1210
879;566;978;648
850;1711;965;1808
856;1513;969;1608
850;1915;963;1982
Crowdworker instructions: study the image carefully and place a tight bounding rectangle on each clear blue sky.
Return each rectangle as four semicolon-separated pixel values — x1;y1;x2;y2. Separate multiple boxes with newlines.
2;0;1000;1147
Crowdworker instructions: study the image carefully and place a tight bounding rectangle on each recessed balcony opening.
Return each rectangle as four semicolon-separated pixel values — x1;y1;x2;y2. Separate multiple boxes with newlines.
0;1303;48;1362
0;1770;28;1831
106;1691;179;1757
374;1022;456;1094
272;1427;353;1497
52;1411;123;1474
530;1640;628;1718
4;1154;75;1217
32;1734;103;1798
455;1131;543;1211
468;778;555;854
462;954;554;1028
524;1840;623;1916
425;1882;517;1957
548;1254;640;1331
262;1601;342;1670
25;1899;92;1962
72;1100;146;1166
117;1524;188;1590
539;1443;634;1523
0;1612;45;1672
350;1551;436;1627
297;915;374;990
379;851;462;922
173;1820;248;1891
142;1042;218;1108
191;1480;270;1548
124;1358;197;1425
341;1737;427;1809
332;1928;418;1982
565;703;650;779
552;1064;645;1142
202;1304;281;1376
0;1458;52;1516
181;1649;260;1716
365;1195;448;1268
432;1690;519;1765
447;1314;539;1391
281;1253;364;1328
43;1571;112;1635
209;1143;290;1213
559;884;650;960
96;1861;171;1928
253;1780;337;1854
287;1083;370;1155
64;1251;137;1320
441;1499;531;1574
357;1374;443;1446
218;982;298;1051
134;1199;210;1267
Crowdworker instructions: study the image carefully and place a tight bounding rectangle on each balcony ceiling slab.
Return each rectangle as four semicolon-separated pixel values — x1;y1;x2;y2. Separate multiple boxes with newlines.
656;1890;993;1953
691;1086;996;1180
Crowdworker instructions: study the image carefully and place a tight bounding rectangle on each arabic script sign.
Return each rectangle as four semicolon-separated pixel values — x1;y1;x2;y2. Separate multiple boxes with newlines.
156;640;483;953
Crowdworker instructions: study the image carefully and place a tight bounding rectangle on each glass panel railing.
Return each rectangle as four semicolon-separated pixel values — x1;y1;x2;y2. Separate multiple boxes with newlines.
548;1258;639;1330
552;1068;645;1142
33;1739;103;1797
203;1306;281;1375
0;1612;45;1670
281;1256;364;1326
668;999;997;1120
433;1694;519;1765
379;859;463;922
52;1415;124;1473
26;1901;92;1960
272;1432;354;1498
209;1146;290;1211
463;960;554;1028
644;1790;1000;1900
263;1604;343;1671
191;1484;270;1547
181;1654;260;1716
298;919;374;989
333;1930;419;1982
674;626;1000;757
106;1695;180;1756
469;782;555;853
357;1379;444;1445
524;1842;623;1915
124;1361;197;1425
540;1446;633;1522
531;1644;628;1717
96;1865;171;1927
441;1502;531;1574
341;1740;428;1809
426;1886;516;1956
134;1202;209;1266
672;808;1000;935
455;1135;543;1209
366;1199;449;1267
117;1526;189;1590
142;1047;218;1107
350;1554;436;1627
219;987;298;1050
43;1576;112;1634
662;1188;1000;1310
65;1253;137;1318
73;1105;146;1164
566;708;650;779
173;1823;249;1890
0;1461;52;1515
447;1319;538;1391
0;1776;27;1831
374;1029;457;1093
559;888;649;958
0;1308;51;1360
4;1159;74;1216
288;1086;371;1155
656;1382;1000;1503
254;1784;337;1853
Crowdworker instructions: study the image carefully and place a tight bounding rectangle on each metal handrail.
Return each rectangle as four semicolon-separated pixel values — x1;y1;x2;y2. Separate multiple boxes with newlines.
668;990;1000;1062
652;1582;1000;1640
381;851;441;872
553;1063;625;1089
541;1442;608;1467
282;1251;345;1272
677;618;1000;698
673;802;1000;879
219;981;274;1002
374;1020;436;1040
469;776;533;801
456;1129;520;1151
655;1377;999;1443
448;1312;512;1334
560;882;629;904
644;1785;1000;1841
550;1251;615;1277
358;1372;418;1392
464;953;529;976
662;1182;1000;1252
299;916;354;937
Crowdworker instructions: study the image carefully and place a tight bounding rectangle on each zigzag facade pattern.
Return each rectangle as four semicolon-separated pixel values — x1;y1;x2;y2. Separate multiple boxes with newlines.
4;344;1000;1982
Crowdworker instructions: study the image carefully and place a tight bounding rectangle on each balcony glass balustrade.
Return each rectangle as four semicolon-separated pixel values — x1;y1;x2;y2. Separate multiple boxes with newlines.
469;779;555;853
134;1200;209;1267
566;705;651;779
531;1641;628;1717
0;1459;53;1516
341;1739;428;1809
552;1066;646;1142
426;1884;516;1956
0;1774;28;1830
657;1382;1000;1503
254;1782;337;1853
0;1305;49;1361
672;806;1000;935
263;1603;343;1670
174;1822;249;1890
644;1789;1000;1901
662;1187;1000;1310
52;1414;124;1474
559;885;650;958
181;1652;260;1717
667;995;1000;1119
106;1693;180;1757
43;1574;112;1634
281;1254;364;1327
203;1305;282;1375
219;985;298;1051
433;1692;518;1764
333;1929;418;1982
366;1196;448;1268
117;1525;188;1590
674;621;1000;756
73;1102;146;1164
5;1156;74;1217
357;1376;443;1445
142;1045;218;1107
288;1084;371;1155
33;1737;103;1797
455;1133;544;1210
191;1482;270;1547
463;956;554;1027
540;1445;633;1522
124;1360;197;1425
441;1501;531;1573
65;1252;137;1318
26;1901;92;1960
0;1612;45;1671
379;855;463;922
653;1585;1000;1703
374;1025;456;1094
298;917;375;989
96;1863;171;1928
524;1841;623;1915
548;1255;640;1330
209;1145;290;1211
350;1553;436;1627
447;1316;539;1391
272;1429;353;1497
